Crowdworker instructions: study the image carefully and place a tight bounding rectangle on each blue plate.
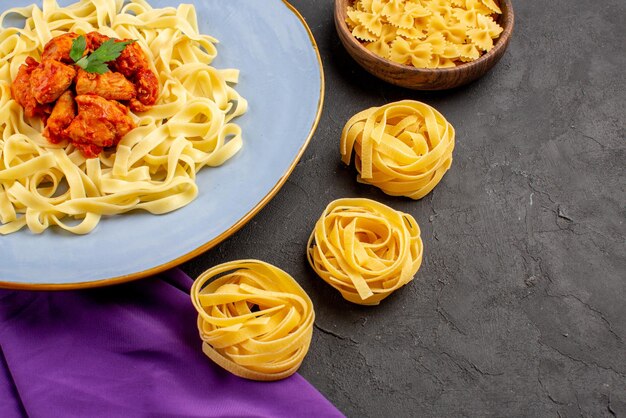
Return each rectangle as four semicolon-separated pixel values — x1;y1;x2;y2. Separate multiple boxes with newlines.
0;0;324;288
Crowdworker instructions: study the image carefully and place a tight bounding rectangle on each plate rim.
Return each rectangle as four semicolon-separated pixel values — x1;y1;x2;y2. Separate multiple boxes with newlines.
0;0;325;290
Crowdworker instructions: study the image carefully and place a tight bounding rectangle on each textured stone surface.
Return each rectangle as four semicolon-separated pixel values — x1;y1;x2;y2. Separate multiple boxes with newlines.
183;0;626;416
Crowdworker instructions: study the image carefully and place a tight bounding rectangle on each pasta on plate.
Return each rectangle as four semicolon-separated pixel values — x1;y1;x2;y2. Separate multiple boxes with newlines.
0;0;247;234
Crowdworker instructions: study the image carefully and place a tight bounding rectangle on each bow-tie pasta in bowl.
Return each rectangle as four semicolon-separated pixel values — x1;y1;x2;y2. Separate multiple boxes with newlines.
334;0;514;89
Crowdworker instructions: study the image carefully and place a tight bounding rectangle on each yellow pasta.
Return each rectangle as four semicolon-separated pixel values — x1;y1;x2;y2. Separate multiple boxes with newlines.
190;260;315;381
345;0;504;68
0;0;247;234
340;100;455;200
307;198;423;305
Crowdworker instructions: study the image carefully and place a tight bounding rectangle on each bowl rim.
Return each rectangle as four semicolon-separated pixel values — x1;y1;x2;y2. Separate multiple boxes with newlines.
334;0;515;75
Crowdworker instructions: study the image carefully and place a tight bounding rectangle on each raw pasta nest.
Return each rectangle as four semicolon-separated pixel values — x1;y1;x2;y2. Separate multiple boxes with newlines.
307;198;423;305
0;0;247;234
346;0;504;68
190;260;315;381
340;100;455;200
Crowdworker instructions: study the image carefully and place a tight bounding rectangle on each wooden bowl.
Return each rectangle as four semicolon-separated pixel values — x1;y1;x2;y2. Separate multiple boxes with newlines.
334;0;515;90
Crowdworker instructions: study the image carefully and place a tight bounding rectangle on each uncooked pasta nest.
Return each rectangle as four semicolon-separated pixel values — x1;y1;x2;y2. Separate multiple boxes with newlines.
190;260;315;381
340;100;455;200
346;0;504;68
307;198;423;305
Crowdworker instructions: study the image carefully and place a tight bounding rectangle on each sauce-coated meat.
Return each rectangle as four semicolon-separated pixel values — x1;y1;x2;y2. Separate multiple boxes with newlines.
85;31;111;52
86;32;159;108
30;60;76;104
75;69;136;101
43;90;75;144
10;57;51;118
41;33;80;63
114;41;151;78
65;94;135;158
134;68;159;106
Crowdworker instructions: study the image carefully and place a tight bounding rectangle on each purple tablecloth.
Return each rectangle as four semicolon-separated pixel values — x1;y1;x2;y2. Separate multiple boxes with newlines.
0;269;342;417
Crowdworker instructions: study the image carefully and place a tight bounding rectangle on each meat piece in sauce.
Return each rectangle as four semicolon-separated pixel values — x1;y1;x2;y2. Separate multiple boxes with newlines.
129;98;150;113
117;43;160;107
30;60;77;104
43;90;76;144
41;33;80;63
11;57;51;118
64;94;135;158
87;31;160;109
134;67;159;107
113;41;150;78
85;31;110;52
75;69;136;101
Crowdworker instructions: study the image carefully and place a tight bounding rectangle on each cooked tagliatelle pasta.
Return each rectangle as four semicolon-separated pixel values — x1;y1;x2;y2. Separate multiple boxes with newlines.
340;100;455;199
346;0;504;68
0;0;247;234
307;198;423;305
191;260;315;381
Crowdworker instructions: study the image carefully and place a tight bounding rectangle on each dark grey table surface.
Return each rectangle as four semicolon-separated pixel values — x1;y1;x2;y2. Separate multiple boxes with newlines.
183;1;626;416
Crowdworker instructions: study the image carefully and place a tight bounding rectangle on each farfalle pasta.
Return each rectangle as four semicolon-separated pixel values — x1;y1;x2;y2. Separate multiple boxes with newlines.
340;100;455;199
307;198;423;305
346;0;503;68
191;260;314;381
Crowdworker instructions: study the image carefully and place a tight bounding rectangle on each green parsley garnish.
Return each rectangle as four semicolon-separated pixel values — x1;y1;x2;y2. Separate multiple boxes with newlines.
70;35;135;74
